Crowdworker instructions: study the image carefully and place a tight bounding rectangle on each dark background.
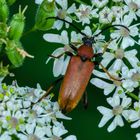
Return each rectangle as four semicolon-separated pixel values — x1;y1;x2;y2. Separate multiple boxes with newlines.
6;0;139;139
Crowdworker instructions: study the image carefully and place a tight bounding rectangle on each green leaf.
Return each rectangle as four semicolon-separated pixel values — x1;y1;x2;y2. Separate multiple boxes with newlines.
0;0;9;23
35;0;56;31
5;40;25;67
6;0;16;6
8;6;27;40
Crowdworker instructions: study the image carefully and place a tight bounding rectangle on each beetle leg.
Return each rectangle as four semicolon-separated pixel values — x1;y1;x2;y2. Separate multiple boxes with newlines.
93;39;115;58
48;51;73;59
82;91;88;109
99;63;121;81
31;77;63;107
69;43;78;52
102;39;115;54
65;51;74;56
92;60;121;81
94;53;103;57
48;52;65;59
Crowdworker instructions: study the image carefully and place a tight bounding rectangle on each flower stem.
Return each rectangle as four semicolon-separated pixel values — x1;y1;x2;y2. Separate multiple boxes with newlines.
74;0;87;5
127;92;139;101
23;26;36;37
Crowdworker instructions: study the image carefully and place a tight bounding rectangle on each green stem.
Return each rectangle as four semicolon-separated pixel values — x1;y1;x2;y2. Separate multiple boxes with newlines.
126;92;139;101
74;0;87;5
23;25;36;37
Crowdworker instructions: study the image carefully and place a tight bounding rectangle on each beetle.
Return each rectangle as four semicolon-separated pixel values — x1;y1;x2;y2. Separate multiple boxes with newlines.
37;17;129;113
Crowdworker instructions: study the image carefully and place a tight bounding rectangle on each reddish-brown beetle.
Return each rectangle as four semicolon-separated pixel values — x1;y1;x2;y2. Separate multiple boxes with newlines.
37;17;128;113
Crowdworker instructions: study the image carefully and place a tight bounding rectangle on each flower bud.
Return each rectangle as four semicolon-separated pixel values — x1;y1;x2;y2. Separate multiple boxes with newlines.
0;62;9;78
7;0;16;6
0;0;9;23
5;40;25;67
8;5;27;40
0;22;7;38
35;0;55;31
0;23;7;51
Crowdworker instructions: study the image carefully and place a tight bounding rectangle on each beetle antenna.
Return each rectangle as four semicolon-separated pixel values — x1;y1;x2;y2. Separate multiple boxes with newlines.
46;16;87;37
92;24;129;38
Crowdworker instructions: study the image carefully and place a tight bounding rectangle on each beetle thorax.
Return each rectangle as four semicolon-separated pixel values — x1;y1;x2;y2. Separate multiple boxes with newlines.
78;45;94;60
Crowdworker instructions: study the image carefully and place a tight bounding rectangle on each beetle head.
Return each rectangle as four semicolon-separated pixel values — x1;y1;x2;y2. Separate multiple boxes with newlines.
82;37;94;47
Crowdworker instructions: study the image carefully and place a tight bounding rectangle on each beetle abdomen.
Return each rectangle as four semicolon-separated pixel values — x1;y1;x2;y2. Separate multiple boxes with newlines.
58;56;94;112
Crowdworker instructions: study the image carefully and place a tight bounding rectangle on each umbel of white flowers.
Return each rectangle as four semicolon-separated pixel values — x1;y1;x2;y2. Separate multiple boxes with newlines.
0;81;77;140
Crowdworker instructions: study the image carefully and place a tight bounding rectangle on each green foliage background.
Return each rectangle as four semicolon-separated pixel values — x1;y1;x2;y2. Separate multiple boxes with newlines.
5;0;139;139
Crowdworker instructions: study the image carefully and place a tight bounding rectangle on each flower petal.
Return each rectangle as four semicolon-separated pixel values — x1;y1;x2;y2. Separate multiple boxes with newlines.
115;115;124;127
53;125;68;137
93;70;109;79
61;31;69;44
43;33;62;44
35;126;46;138
90;78;115;95
56;0;68;9
53;20;63;30
121;97;131;108
101;52;115;68
110;59;123;71
64;135;77;140
131;120;140;128
107;94;120;107
53;56;64;77
98;115;114;128
61;56;70;75
107;115;124;132
121;37;134;49
17;134;27;140
26;123;36;134
67;3;76;14
124;50;139;69
35;0;43;4
107;119;116;132
136;133;140;140
122;110;137;121
97;106;113;116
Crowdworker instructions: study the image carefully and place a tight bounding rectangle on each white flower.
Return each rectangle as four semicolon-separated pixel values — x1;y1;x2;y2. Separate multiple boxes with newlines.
53;0;76;30
52;102;72;120
90;70;124;96
0;82;76;139
0;132;11;140
101;40;139;71
46;122;77;140
99;7;113;24
2;109;25;131
97;94;131;132
75;4;98;25
124;0;140;21
111;15;140;48
128;101;140;128
136;133;140;140
121;66;140;92
92;0;109;8
17;123;47;140
43;30;72;77
111;6;124;18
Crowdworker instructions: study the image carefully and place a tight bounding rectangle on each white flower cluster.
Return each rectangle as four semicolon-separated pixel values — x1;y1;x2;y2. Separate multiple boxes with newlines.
35;0;140;139
0;81;76;140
